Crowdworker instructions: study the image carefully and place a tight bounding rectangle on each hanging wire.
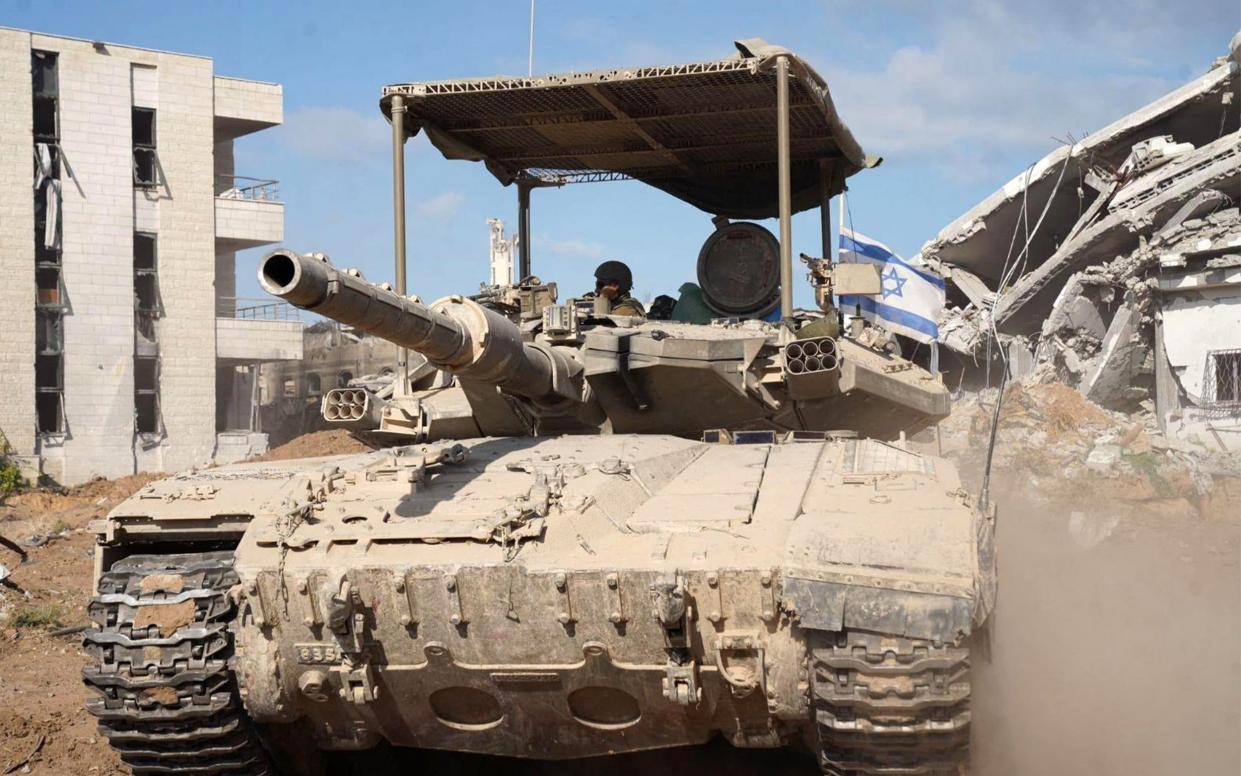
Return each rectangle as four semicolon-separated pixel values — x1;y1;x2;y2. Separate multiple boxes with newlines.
977;138;1073;511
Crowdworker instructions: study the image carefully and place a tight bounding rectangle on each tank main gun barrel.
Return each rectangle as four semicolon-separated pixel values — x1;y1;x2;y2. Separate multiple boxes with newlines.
258;250;583;405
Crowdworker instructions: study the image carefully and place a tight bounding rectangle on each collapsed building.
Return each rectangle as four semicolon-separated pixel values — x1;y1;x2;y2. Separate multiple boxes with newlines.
921;32;1241;450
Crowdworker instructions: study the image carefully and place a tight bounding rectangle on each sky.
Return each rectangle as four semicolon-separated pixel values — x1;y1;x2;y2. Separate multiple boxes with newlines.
5;0;1237;308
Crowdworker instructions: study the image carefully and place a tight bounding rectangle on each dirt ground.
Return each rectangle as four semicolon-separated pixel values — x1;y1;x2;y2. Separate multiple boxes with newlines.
0;432;1237;775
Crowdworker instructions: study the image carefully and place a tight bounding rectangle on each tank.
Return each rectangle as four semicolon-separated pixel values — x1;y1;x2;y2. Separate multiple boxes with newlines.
83;40;996;776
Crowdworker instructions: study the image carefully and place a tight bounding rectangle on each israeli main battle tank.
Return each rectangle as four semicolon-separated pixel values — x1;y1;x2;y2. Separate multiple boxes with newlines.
84;39;995;776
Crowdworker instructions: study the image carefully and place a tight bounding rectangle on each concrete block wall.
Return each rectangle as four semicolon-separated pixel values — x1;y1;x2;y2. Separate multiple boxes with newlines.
0;29;36;458
147;50;218;474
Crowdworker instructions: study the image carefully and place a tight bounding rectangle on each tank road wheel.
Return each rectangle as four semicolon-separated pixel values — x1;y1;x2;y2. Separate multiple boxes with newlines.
810;631;971;776
83;552;275;775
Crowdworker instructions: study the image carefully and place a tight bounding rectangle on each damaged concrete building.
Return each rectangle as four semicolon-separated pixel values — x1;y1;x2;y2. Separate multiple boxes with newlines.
922;32;1241;449
0;28;300;483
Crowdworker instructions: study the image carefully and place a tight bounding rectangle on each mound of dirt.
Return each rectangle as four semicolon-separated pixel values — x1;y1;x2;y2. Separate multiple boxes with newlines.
248;429;372;462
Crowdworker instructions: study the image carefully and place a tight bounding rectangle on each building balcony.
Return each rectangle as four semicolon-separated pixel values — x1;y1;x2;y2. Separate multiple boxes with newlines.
215;176;283;250
216;299;303;363
214;76;282;140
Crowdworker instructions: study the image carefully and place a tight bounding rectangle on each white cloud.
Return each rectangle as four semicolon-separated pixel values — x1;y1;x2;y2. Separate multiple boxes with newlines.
817;1;1226;180
415;192;465;220
279;106;389;162
536;236;604;261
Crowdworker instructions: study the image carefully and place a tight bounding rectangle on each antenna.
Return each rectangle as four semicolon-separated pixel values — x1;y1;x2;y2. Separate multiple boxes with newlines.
528;0;535;77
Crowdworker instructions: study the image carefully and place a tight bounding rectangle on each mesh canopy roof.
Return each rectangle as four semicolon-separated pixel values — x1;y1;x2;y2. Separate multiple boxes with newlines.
380;39;877;219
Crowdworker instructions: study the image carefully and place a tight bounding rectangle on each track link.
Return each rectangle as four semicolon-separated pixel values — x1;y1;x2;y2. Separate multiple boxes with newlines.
811;631;970;776
83;552;273;776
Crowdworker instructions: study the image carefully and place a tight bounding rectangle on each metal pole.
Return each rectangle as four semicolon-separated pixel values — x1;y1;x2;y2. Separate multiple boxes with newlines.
776;56;793;320
390;94;409;394
517;182;531;281
818;158;833;264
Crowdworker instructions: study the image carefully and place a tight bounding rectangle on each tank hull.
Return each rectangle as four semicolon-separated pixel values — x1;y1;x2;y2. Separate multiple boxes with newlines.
87;433;993;770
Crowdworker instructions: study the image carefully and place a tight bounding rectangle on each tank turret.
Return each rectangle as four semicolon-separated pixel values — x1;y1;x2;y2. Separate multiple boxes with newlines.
261;248;948;442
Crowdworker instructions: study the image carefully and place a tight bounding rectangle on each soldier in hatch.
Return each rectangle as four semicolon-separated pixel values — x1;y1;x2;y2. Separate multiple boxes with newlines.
588;260;645;317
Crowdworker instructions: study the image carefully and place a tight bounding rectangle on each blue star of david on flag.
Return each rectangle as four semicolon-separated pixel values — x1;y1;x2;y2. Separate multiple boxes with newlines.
838;228;945;344
880;267;907;299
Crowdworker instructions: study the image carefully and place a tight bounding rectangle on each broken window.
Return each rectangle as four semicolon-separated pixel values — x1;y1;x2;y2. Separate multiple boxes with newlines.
35;311;61;355
1210;350;1241;405
133;234;161;434
35;352;63;434
306;373;322;396
337;371;353;388
134;356;160;434
283;378;297;398
35;231;59;265
132;108;157;187
36;266;62;308
36;389;64;434
32;51;64;436
33;97;57;140
35;354;61;387
32;51;58;97
134;233;159;313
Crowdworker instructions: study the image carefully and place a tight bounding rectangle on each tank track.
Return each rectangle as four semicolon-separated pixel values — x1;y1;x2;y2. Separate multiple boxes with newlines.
83;551;274;775
811;631;970;776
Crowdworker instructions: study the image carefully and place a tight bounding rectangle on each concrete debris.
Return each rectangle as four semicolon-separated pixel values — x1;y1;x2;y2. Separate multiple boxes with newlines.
938;382;1241;514
921;31;1241;452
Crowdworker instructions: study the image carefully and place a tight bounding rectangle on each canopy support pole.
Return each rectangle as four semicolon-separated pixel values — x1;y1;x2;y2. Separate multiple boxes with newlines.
390;94;409;396
776;56;793;320
517;181;532;281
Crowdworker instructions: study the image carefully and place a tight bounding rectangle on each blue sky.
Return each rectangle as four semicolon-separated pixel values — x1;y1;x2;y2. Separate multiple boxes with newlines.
6;1;1236;308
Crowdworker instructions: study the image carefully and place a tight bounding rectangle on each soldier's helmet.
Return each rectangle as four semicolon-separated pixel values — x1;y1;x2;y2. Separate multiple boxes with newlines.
594;260;634;294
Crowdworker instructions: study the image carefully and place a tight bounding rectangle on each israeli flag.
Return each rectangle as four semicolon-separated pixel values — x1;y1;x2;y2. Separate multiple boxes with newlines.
838;228;945;344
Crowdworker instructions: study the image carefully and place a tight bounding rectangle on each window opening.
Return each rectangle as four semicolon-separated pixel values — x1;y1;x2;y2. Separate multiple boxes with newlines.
132;108;157;187
35;310;62;355
337;371;354;388
1210;350;1241;405
36;390;64;434
133;233;160;313
32;51;58;97
306;373;322;395
135;356;160;434
36;267;62;307
133;233;161;435
134;233;156;270
33;97;57;140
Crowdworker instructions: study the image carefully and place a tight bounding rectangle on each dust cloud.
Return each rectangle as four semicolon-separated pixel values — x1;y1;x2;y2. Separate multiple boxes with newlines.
972;484;1241;776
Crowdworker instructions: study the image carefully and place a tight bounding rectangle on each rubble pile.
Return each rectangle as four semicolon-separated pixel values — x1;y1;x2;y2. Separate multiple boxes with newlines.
921;31;1241;452
939;382;1241;514
1029;207;1241;405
